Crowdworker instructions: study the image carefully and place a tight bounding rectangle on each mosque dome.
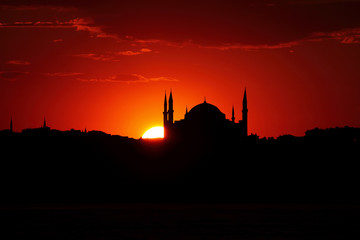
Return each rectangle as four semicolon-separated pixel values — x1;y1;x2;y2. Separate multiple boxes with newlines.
186;101;226;122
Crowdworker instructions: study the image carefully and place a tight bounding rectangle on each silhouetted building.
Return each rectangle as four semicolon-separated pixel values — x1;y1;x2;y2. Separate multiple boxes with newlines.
43;117;47;129
21;118;51;135
163;89;248;140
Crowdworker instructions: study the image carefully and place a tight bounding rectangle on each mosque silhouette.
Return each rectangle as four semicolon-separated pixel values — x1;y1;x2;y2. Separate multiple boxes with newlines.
1;87;360;204
162;89;248;140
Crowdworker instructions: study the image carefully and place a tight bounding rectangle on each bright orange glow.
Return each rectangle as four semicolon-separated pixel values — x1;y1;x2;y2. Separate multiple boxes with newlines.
142;126;164;139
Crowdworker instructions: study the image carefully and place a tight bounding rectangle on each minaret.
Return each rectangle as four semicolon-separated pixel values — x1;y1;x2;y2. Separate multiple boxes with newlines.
43;117;47;128
242;88;248;136
168;89;174;124
10;117;13;132
163;91;168;127
231;105;235;123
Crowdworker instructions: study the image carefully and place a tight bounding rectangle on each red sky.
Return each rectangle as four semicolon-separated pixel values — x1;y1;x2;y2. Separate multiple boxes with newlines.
1;0;360;138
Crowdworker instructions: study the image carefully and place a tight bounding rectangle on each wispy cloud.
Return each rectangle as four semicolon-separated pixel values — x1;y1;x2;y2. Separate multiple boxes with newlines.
324;27;360;44
77;74;179;84
70;18;119;40
2;5;359;52
0;5;76;12
6;60;31;65
191;27;360;50
129;37;192;48
0;20;69;28
117;48;152;56
128;27;360;51
132;74;178;83
73;53;118;62
0;18;119;40
43;72;84;77
74;48;153;61
196;41;299;51
53;38;63;43
0;71;29;81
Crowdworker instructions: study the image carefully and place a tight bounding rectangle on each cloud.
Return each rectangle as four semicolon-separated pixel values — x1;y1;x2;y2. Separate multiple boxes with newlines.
71;25;360;57
329;28;360;44
69;18;118;39
189;27;360;51
0;71;29;81
73;53;118;61
194;41;300;51
1;1;360;51
127;27;360;51
53;38;63;43
117;48;152;56
341;37;360;44
79;1;360;48
2;16;359;53
74;48;153;61
0;4;76;12
130;38;188;48
77;74;179;83
0;20;69;28
0;18;119;40
131;74;178;83
6;60;31;65
43;72;83;77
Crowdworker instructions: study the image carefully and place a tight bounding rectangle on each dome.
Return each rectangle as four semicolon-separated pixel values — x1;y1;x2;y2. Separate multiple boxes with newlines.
186;101;226;122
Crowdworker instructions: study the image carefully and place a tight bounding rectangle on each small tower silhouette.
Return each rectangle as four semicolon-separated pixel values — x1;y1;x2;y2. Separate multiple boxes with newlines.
231;105;235;123
168;89;174;124
242;88;248;136
43;117;47;128
163;91;168;127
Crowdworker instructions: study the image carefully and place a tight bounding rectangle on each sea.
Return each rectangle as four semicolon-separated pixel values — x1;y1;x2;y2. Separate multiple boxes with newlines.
1;203;360;239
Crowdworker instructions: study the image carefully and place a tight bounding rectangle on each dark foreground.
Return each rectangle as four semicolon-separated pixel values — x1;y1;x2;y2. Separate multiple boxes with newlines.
2;203;360;239
1;127;360;238
0;126;360;203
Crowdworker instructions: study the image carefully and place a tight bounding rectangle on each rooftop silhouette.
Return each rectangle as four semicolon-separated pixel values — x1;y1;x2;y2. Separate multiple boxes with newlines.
1;104;359;204
1;89;360;204
163;89;247;141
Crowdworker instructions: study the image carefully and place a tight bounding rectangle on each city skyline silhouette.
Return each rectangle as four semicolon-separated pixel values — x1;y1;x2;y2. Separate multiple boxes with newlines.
2;86;359;204
2;87;359;141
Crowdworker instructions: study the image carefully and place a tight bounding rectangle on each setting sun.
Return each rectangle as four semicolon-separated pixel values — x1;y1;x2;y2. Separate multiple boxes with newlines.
142;126;164;139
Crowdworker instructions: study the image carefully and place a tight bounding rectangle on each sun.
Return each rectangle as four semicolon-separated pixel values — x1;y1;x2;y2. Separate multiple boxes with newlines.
142;126;164;139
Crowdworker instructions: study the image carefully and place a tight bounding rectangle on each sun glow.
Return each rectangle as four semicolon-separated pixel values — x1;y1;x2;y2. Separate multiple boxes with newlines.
142;126;164;139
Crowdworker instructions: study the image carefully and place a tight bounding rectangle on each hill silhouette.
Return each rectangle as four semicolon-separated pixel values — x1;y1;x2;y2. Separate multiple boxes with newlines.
0;126;359;204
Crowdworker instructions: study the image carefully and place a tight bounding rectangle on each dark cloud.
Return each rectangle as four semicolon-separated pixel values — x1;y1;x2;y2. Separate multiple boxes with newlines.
74;48;153;61
0;4;76;12
0;71;29;81
195;27;360;50
77;73;179;83
1;1;360;46
53;38;63;42
6;60;31;65
79;1;360;46
0;18;118;39
117;48;152;56
73;53;119;61
43;72;83;77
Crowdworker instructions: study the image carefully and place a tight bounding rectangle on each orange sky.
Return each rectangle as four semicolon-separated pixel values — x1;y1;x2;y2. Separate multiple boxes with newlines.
1;1;360;138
